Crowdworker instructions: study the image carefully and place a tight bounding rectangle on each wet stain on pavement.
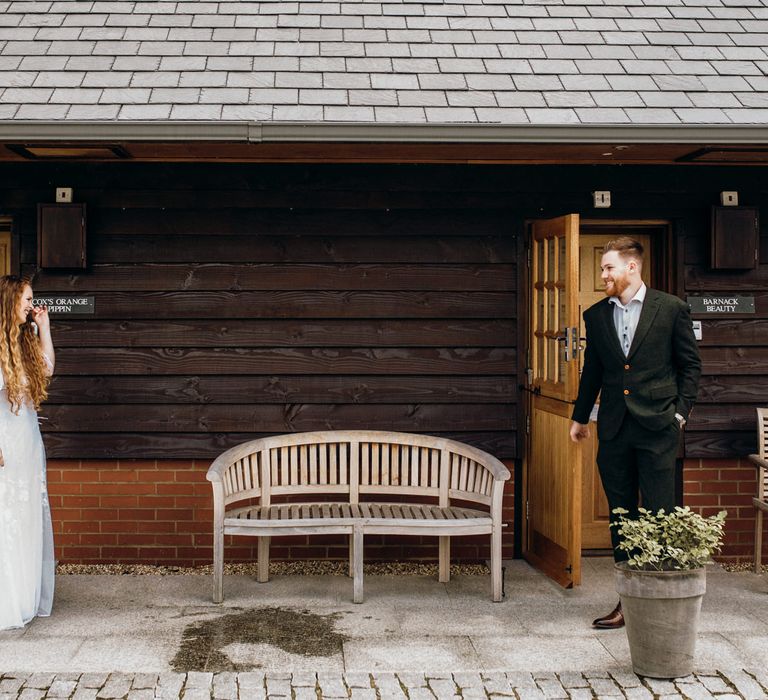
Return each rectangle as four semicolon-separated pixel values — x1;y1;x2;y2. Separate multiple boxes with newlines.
171;607;347;672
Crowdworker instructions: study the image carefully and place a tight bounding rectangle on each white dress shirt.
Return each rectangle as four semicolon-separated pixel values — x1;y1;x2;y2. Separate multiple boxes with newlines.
609;283;646;357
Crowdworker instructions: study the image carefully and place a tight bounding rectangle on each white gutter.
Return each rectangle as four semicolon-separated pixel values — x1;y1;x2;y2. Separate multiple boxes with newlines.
1;121;768;144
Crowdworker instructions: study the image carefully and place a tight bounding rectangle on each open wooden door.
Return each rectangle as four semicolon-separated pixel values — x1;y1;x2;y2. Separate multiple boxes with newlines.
524;214;582;588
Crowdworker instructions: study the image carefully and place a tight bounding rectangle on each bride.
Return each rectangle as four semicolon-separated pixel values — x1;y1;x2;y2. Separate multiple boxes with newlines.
0;275;55;630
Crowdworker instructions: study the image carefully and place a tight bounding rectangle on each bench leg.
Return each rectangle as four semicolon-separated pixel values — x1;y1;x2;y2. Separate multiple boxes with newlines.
756;508;764;575
349;534;354;578
258;536;270;583
213;524;224;604
352;526;364;603
491;525;503;602
439;536;450;583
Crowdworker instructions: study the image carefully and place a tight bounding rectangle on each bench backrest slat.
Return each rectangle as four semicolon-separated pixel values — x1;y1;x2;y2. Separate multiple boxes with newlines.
208;430;510;509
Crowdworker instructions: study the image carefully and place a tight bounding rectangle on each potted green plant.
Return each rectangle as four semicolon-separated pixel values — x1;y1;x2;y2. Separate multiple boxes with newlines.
612;505;727;679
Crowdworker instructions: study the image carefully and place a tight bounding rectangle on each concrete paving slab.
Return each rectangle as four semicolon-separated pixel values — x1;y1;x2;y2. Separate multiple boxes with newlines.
343;637;483;673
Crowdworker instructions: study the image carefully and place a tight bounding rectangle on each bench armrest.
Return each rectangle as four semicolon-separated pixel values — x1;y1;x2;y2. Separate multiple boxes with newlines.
748;454;768;471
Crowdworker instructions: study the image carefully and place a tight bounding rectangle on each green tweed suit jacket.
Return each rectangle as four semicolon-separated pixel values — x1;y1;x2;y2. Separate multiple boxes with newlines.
571;288;702;441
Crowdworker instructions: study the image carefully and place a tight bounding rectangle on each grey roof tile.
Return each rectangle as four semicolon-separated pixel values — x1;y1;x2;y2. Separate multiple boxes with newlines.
170;103;222;118
592;90;644;106
16;102;68;118
83;71;131;87
624;107;680;122
323;105;375;120
3;0;766;128
68;103;119;118
226;72;275;88
325;71;371;88
561;74;611;90
724;107;768;122
0;103;18;117
101;87;150;103
637;90;694;107
33;70;85;87
132;71;180;87
118;103;172;118
524;107;580;123
1;70;36;86
396;89;447;106
350;88;397;105
273;104;324;120
276;72;323;88
374;106;427;121
575;107;631;122
221;104;273;119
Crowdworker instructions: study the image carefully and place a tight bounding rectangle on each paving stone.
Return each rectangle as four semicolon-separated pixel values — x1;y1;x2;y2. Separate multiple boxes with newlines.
567;691;594;700
186;672;214;690
213;672;238;700
372;674;404;698
608;672;641;689
459;689;486;700
349;690;377;700
534;679;567;699
695;676;730;694
428;680;457;697
97;674;134;699
587;678;621;696
0;679;24;694
505;673;536;689
265;679;291;696
556;674;587;690
406;690;436;700
622;686;653;700
481;675;511;696
292;672;318;688
515;690;546;700
721;670;767;700
72;689;98;700
452;674;483;689
344;674;370;689
26;675;56;690
396;674;427;689
317;675;347;698
293;688;317;700
238;673;265;690
645;679;677;696
18;690;45;700
181;690;211;700
126;690;154;700
131;675;158;690
674;682;714;700
46;679;78;697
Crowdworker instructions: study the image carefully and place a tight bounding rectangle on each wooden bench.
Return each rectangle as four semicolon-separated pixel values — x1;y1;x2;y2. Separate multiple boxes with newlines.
206;430;511;603
749;407;768;574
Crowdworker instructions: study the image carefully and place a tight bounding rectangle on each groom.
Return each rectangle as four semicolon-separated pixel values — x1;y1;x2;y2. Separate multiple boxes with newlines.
569;237;701;629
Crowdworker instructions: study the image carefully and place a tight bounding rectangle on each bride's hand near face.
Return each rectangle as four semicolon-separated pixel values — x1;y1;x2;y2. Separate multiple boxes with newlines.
31;305;50;332
0;449;4;467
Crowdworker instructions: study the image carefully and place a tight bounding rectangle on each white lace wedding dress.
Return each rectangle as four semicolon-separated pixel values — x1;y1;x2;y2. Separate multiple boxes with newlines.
0;358;55;630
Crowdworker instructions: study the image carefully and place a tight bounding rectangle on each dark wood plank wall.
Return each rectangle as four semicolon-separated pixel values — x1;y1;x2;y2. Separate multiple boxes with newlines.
1;162;767;461
4;163;520;460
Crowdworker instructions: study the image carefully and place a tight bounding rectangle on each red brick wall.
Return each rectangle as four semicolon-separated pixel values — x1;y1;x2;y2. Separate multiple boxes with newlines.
684;457;765;564
48;459;516;566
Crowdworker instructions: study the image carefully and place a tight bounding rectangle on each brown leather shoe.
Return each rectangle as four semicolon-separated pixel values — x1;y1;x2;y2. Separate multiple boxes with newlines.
592;601;624;629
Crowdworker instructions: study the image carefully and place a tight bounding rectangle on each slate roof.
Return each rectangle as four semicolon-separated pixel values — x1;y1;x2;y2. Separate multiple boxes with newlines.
1;0;768;125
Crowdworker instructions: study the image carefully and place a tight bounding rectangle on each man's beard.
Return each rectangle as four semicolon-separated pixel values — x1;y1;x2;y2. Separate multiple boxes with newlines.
604;275;630;298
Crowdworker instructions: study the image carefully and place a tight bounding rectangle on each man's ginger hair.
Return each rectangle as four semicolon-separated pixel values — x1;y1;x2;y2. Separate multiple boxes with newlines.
603;237;644;266
0;275;49;413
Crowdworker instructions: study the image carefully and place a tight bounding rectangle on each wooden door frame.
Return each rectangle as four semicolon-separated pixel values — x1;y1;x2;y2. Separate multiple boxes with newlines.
0;216;19;277
518;217;676;560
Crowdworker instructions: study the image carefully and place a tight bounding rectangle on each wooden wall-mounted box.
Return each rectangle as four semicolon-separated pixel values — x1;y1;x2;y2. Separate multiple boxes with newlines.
711;205;759;270
38;203;86;269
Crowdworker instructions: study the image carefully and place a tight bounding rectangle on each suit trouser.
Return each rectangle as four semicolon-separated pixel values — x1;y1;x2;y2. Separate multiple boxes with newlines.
596;411;681;562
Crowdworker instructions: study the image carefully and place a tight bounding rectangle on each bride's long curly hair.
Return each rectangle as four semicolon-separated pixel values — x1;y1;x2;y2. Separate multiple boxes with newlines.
0;275;49;413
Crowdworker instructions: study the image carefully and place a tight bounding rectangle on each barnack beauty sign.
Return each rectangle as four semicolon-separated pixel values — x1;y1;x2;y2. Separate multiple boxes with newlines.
687;295;755;315
33;296;95;315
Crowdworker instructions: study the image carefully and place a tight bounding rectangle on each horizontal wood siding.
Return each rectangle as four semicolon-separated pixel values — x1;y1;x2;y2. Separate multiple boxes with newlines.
5;164;519;460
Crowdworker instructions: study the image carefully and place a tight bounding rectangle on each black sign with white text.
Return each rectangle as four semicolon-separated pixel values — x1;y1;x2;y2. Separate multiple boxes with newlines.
687;295;755;315
33;295;95;315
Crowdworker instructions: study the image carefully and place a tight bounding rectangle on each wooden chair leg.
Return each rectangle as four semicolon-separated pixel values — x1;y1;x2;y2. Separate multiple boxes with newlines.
756;508;764;575
352;526;364;603
213;525;224;604
258;536;270;583
349;533;355;578
491;525;503;602
439;536;450;583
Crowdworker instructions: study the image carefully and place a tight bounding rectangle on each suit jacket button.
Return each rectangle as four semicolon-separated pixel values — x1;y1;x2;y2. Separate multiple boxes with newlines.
623;389;630;395
624;364;630;370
